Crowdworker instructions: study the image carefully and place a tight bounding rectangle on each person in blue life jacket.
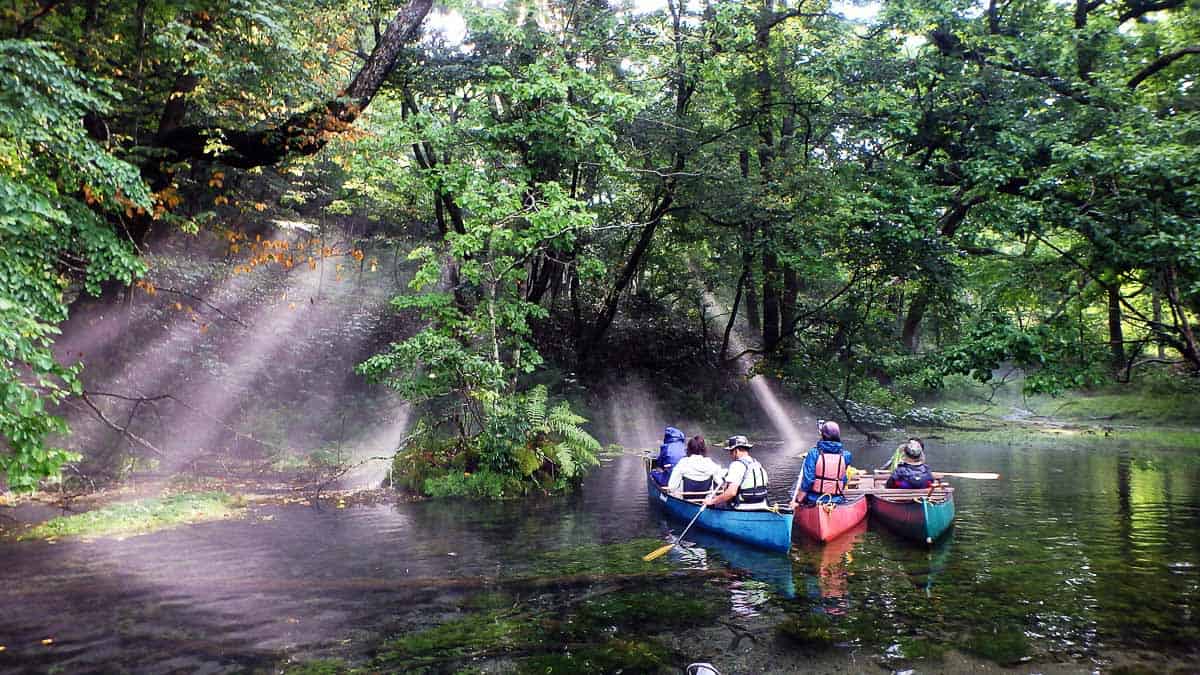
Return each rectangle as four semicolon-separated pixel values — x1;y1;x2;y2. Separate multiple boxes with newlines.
885;438;934;489
650;426;687;487
667;436;726;496
703;435;769;509
788;420;853;508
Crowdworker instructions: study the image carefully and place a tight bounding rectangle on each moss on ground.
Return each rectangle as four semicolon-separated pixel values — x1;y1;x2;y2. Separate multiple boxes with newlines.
17;491;240;540
775;612;837;650
373;609;533;670
962;627;1029;665
515;638;674;674
528;538;674;576
896;636;948;660
550;587;726;642
280;659;350;675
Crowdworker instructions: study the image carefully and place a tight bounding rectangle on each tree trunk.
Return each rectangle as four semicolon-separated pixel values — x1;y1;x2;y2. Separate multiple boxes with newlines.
780;266;798;353
722;265;749;361
1107;283;1126;376
115;0;433;248
901;291;929;353
1152;279;1165;359
739;151;760;333
762;245;780;349
1164;263;1200;371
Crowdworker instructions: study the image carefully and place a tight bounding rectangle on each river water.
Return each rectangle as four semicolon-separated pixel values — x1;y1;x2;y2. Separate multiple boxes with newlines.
2;432;1198;673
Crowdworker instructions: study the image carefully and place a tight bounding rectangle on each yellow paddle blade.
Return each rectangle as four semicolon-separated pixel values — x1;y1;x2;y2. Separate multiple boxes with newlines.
642;543;676;561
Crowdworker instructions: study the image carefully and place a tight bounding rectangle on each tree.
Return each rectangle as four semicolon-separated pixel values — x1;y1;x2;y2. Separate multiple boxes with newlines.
0;41;149;490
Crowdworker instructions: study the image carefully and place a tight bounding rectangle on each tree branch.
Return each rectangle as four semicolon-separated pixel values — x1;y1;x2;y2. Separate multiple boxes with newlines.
1128;46;1200;90
80;392;164;457
152;0;432;170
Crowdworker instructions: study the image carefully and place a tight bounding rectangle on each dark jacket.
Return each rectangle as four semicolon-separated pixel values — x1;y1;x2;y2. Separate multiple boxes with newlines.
656;427;686;469
886;462;933;489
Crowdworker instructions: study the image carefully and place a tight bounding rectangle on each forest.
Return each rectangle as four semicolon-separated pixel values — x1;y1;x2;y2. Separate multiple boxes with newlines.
2;0;1198;495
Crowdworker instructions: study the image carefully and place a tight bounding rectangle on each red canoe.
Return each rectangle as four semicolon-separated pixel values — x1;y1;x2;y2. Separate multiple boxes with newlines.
793;495;868;542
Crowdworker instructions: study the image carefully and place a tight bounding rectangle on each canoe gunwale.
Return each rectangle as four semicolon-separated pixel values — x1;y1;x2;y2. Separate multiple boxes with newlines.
645;473;794;552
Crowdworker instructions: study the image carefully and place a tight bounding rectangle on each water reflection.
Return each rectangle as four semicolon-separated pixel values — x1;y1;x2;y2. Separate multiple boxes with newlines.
1;437;1198;671
670;527;797;600
792;519;867;616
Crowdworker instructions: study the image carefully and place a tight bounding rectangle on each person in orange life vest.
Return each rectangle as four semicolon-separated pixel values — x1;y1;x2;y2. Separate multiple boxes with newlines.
703;435;769;509
885;438;933;489
788;420;853;507
668;436;726;496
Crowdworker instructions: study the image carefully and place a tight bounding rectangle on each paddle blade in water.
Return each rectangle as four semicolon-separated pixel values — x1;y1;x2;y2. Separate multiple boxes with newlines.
642;543;675;561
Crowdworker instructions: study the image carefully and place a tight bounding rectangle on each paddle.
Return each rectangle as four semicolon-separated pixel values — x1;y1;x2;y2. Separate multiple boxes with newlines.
932;471;1000;480
644;497;711;561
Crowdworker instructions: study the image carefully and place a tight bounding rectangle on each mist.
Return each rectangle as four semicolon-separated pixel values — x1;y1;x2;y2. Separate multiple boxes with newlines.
52;224;416;491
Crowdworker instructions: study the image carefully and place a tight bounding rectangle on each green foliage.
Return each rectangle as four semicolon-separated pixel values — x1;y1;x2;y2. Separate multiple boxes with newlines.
938;313;1111;396
385;386;600;499
18;491;237;540
0;40;149;491
421;470;522;500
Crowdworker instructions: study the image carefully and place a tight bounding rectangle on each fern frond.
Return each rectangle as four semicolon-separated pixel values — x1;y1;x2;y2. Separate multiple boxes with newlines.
554;443;577;479
524;385;548;431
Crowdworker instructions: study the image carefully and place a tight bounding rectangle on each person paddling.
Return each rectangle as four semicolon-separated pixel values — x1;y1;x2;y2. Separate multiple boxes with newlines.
885;438;934;489
704;435;769;509
789;420;853;508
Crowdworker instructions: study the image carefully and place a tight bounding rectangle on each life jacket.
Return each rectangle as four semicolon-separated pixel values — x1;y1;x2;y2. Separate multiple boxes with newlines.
682;476;715;493
733;457;768;505
813;451;846;496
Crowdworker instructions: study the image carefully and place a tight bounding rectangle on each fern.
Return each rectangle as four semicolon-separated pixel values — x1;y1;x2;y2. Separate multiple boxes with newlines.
524;385;548;431
554;444;577;479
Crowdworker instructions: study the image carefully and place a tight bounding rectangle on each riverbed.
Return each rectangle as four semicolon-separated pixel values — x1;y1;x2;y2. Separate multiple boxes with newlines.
2;431;1198;673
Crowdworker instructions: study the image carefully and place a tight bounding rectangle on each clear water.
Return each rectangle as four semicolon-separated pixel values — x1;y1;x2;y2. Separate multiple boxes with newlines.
1;434;1198;672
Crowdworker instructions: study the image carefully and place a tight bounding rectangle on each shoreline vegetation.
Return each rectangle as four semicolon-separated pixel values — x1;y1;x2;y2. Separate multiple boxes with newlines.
3;379;1195;539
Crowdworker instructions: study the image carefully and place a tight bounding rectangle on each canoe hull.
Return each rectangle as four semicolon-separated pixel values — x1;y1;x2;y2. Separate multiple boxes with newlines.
868;491;955;544
646;474;793;552
794;496;868;542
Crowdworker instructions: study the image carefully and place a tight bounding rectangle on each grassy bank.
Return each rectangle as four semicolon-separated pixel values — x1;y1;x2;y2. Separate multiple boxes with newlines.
17;491;242;540
927;373;1199;428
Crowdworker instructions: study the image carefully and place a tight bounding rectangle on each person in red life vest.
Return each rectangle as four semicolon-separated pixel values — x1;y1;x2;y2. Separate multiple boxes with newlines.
703;435;769;509
667;436;726;497
885;438;933;489
788;420;853;508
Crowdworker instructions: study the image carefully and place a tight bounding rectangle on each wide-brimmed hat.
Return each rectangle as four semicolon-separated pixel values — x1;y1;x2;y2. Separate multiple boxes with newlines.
725;435;753;451
901;439;925;464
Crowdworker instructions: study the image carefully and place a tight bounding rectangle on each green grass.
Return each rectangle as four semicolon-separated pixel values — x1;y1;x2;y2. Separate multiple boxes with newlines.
1043;388;1199;425
929;374;1200;427
18;491;241;540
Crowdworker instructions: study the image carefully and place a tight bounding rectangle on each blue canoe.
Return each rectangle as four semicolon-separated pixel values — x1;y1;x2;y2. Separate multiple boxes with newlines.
645;465;794;553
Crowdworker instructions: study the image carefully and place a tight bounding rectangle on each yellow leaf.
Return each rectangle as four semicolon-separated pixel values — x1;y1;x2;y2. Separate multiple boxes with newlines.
253;202;267;212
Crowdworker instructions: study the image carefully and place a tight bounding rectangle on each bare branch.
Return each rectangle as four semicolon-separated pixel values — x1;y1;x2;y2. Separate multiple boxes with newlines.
80;392;164;456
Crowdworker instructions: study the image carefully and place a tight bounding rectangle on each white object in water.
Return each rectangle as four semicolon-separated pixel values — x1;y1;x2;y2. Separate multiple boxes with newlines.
686;664;721;675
